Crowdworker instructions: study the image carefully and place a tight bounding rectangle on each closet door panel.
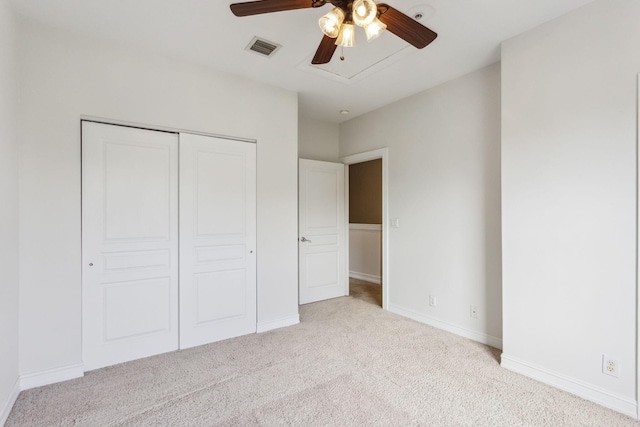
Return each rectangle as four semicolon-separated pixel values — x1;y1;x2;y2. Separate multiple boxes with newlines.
82;122;179;371
179;133;257;349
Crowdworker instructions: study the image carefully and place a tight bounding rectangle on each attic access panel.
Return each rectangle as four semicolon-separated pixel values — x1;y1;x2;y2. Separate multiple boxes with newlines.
297;30;414;84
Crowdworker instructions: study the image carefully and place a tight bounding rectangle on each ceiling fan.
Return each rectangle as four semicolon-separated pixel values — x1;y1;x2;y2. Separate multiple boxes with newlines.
229;0;438;65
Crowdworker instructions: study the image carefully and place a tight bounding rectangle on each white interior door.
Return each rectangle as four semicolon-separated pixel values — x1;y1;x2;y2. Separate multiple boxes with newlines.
179;133;257;349
299;159;347;304
82;122;179;371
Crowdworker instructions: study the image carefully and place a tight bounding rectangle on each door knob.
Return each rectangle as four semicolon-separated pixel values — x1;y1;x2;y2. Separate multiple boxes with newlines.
89;263;94;267
300;237;312;243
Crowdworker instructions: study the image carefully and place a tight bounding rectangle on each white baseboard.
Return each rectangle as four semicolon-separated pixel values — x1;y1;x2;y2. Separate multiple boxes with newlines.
257;314;300;333
349;271;381;284
388;303;503;349
20;363;84;391
0;377;20;426
501;354;637;418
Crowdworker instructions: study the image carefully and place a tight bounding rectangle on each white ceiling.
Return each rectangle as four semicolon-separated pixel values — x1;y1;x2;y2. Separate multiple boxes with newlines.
9;0;596;123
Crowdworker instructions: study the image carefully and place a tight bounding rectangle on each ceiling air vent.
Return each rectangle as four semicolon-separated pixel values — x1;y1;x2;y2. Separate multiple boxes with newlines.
246;37;281;58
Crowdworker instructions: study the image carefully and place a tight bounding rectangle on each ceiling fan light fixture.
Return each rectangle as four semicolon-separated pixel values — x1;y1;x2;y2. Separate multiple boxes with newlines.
318;7;345;38
352;0;377;27
364;17;387;41
335;23;356;47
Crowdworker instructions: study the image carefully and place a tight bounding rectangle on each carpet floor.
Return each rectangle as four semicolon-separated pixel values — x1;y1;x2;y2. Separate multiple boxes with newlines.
6;281;639;426
348;277;382;307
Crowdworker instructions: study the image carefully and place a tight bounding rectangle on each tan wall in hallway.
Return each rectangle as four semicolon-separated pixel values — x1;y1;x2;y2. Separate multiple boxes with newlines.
349;159;382;224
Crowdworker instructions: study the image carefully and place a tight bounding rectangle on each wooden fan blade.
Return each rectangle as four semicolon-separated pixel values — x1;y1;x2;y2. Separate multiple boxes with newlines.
311;35;337;65
377;4;437;49
230;0;322;17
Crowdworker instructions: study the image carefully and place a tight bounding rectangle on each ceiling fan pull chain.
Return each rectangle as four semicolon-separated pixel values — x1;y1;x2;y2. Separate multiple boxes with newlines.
340;45;345;61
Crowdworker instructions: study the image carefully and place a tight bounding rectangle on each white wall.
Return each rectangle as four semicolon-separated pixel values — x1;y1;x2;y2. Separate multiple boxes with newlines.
16;18;299;381
0;0;20;423
298;117;340;162
501;0;640;416
340;64;502;348
349;225;381;284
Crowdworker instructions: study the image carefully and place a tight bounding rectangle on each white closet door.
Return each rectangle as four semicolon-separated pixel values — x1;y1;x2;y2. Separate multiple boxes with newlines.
179;133;257;349
82;122;179;371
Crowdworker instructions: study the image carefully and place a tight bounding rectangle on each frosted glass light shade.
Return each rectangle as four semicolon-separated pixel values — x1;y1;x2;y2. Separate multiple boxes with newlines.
352;0;377;27
365;18;387;41
335;23;355;47
318;7;345;38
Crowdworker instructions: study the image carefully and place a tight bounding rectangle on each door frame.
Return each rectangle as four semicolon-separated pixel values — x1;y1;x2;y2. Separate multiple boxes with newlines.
342;148;389;310
80;115;257;144
636;74;639;421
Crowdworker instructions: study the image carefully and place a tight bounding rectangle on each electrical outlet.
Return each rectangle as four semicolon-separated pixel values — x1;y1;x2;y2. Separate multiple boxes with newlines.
602;355;619;378
429;295;437;307
470;306;478;319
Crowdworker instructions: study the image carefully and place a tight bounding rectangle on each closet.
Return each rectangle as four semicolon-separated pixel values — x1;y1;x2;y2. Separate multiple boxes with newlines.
81;121;256;370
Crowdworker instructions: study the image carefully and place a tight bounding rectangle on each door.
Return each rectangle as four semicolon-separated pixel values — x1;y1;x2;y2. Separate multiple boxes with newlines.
82;122;179;371
179;133;257;349
298;159;347;304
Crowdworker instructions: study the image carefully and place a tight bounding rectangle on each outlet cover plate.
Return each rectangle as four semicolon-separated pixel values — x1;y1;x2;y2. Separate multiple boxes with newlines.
602;355;619;378
470;305;478;319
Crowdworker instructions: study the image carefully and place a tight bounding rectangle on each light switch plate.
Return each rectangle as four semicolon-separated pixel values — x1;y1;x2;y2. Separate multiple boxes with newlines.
390;218;400;228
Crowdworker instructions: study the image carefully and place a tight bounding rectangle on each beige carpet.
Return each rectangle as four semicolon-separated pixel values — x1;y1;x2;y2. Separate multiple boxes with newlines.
7;286;639;426
348;277;382;307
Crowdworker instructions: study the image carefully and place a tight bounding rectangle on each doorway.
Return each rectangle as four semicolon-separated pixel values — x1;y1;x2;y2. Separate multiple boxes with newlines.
342;148;389;309
347;159;383;307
